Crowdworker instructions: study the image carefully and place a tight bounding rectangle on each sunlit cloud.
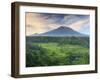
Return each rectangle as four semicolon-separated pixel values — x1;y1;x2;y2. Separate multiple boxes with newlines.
26;13;47;35
68;19;89;31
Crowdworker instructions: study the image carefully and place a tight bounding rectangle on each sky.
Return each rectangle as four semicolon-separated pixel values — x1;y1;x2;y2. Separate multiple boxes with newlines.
26;12;90;36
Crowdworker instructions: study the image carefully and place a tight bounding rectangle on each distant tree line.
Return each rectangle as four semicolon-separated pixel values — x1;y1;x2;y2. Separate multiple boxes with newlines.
26;36;89;48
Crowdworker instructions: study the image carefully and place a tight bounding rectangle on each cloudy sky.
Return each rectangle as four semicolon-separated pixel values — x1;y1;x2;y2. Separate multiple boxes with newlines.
26;12;90;36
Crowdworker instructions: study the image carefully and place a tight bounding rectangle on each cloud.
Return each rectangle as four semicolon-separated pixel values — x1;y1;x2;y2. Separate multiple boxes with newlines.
26;13;89;36
68;19;89;31
26;13;48;35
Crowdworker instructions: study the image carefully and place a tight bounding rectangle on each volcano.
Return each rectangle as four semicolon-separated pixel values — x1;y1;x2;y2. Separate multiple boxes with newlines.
32;26;85;37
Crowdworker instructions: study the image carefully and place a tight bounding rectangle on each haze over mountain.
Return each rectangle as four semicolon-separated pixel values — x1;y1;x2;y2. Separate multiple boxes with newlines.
32;26;87;37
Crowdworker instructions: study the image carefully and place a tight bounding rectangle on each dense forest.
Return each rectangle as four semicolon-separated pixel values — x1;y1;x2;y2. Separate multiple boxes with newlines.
26;36;89;67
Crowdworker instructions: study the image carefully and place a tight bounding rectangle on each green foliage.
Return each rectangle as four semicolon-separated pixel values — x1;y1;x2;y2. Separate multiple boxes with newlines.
26;36;89;67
